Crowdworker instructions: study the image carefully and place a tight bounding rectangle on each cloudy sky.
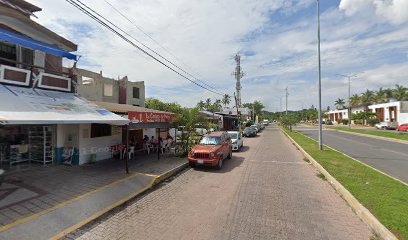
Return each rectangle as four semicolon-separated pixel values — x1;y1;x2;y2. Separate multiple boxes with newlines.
29;0;408;112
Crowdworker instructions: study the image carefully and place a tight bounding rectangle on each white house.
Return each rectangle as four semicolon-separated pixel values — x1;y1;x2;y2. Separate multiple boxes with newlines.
327;109;348;123
368;101;408;126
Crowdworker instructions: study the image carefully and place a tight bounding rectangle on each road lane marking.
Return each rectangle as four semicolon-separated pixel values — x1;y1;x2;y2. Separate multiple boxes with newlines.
249;160;308;164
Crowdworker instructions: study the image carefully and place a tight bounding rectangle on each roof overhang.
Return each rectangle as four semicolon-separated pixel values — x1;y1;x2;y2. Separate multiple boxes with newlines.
0;84;129;125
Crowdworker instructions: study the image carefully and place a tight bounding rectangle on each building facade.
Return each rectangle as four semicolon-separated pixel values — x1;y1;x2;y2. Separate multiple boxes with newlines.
74;68;145;107
369;101;408;126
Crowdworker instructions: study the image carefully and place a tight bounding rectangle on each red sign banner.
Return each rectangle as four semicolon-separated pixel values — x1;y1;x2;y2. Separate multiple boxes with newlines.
128;111;174;124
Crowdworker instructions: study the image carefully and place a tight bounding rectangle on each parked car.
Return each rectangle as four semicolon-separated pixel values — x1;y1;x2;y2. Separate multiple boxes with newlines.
250;124;259;133
228;131;243;151
375;122;391;130
243;127;257;137
397;123;408;132
188;132;232;169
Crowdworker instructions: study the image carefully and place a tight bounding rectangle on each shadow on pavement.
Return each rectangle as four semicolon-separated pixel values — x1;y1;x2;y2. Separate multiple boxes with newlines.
192;156;244;173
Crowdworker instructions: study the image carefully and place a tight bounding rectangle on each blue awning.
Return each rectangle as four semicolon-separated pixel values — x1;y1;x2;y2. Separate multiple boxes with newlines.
0;28;78;61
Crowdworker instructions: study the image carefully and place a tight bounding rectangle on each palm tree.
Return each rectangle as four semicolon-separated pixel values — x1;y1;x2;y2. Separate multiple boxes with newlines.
392;84;407;101
373;87;387;104
196;100;205;110
384;88;394;99
360;89;374;110
222;94;231;108
213;99;222;112
205;98;212;111
349;94;361;107
334;98;345;109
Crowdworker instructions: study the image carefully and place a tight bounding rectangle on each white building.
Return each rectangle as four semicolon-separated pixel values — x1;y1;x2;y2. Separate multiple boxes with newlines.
368;101;408;126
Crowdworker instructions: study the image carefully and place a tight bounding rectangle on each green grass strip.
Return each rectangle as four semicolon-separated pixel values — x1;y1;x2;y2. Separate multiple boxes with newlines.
285;129;408;240
335;128;408;141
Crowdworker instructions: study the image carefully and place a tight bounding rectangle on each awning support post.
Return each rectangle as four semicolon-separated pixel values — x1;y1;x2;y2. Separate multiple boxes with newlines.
125;125;129;174
157;128;160;160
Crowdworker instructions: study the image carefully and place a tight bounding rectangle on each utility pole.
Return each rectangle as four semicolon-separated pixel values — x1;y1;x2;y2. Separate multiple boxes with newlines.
233;53;245;108
317;0;323;150
234;92;241;130
337;73;361;129
285;87;288;116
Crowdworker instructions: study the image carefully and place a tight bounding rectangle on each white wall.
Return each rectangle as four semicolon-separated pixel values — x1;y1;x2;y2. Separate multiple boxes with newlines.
78;124;122;165
56;124;79;148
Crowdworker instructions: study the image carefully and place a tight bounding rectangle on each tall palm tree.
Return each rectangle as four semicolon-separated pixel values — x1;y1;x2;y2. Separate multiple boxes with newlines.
196;100;205;110
222;94;231;108
349;94;361;108
213;99;222;112
205;98;212;111
384;88;394;99
392;84;407;101
360;89;374;110
334;98;345;109
373;87;387;104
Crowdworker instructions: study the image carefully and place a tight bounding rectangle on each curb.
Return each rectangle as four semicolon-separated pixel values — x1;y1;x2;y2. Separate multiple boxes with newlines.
281;129;398;240
332;129;408;145
153;162;189;185
53;161;189;239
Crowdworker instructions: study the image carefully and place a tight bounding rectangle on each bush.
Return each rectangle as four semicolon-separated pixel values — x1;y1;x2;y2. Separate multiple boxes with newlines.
341;119;349;125
354;119;363;125
367;118;380;127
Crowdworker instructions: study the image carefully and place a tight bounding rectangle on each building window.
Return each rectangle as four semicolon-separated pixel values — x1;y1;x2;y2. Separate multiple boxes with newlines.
104;83;113;97
133;87;140;99
91;124;112;138
0;42;17;66
20;47;33;69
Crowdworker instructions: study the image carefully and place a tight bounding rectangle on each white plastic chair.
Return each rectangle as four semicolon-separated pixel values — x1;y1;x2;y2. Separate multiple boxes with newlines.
62;147;74;165
128;146;135;159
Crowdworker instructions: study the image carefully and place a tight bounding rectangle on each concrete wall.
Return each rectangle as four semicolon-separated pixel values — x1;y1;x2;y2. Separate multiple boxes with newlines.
75;69;120;103
126;80;145;107
78;124;122;165
55;124;80;164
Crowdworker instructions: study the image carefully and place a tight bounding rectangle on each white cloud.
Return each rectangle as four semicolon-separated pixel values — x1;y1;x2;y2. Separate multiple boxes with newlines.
25;0;408;112
339;0;408;24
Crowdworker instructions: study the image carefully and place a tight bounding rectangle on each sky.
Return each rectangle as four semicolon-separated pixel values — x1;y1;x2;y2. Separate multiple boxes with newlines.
29;0;408;112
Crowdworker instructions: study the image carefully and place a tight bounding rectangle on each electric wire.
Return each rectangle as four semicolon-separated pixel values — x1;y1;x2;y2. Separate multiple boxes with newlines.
102;0;221;93
65;0;225;96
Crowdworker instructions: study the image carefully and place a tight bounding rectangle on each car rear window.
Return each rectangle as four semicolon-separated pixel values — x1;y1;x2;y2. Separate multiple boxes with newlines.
199;136;221;145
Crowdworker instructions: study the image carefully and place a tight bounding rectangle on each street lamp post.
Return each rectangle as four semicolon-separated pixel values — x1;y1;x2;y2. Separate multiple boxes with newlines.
338;73;360;129
317;0;323;150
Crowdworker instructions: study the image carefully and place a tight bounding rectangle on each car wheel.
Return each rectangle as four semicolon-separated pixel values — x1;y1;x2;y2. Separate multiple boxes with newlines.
189;162;195;168
227;149;232;159
216;157;223;170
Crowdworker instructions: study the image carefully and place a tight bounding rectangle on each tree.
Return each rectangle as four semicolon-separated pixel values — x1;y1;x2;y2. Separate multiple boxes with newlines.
392;84;407;101
173;108;206;156
349;94;360;108
243;101;265;119
222;94;231;107
373;87;387;104
196;100;205;110
205;98;212;110
360;89;374;110
334;98;345;109
145;98;183;114
280;114;299;132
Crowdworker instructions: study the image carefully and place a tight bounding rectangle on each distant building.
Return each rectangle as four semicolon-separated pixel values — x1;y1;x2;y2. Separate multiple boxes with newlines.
220;107;252;120
369;101;408;125
74;68;145;107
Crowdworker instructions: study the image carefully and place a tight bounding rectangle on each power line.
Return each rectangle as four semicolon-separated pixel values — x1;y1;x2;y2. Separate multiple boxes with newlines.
66;0;225;96
74;0;224;95
102;0;219;92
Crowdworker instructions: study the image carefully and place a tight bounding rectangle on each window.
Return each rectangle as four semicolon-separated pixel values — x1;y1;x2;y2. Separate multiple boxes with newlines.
20;47;33;69
0;42;17;66
91;124;112;138
133;87;140;99
104;83;113;97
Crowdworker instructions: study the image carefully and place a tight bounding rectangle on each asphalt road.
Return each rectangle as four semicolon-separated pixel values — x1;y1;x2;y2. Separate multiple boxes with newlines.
296;127;408;184
66;127;371;240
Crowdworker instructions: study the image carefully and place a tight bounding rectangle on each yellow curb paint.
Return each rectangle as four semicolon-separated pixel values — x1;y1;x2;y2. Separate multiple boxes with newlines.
50;177;156;240
0;171;151;233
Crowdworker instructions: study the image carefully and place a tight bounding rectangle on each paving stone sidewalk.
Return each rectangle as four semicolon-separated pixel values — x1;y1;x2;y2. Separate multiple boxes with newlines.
0;153;186;228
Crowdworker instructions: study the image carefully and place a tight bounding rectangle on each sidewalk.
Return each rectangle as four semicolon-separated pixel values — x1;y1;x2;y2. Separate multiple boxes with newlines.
0;153;187;239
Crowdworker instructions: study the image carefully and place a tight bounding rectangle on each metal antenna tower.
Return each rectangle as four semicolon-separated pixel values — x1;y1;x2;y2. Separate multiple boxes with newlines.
232;53;245;107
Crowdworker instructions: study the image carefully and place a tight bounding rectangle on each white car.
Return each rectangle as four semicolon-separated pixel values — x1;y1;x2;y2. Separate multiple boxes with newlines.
228;131;243;151
375;122;390;130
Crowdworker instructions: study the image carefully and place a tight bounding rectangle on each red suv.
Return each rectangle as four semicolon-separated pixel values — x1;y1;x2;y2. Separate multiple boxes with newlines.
188;132;232;169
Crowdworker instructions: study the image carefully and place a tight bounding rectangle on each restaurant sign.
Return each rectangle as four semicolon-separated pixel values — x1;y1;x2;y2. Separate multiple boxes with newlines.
128;111;174;124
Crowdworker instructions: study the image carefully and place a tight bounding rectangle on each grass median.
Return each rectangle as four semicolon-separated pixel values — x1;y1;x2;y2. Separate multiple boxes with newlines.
335;127;408;141
284;129;408;240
